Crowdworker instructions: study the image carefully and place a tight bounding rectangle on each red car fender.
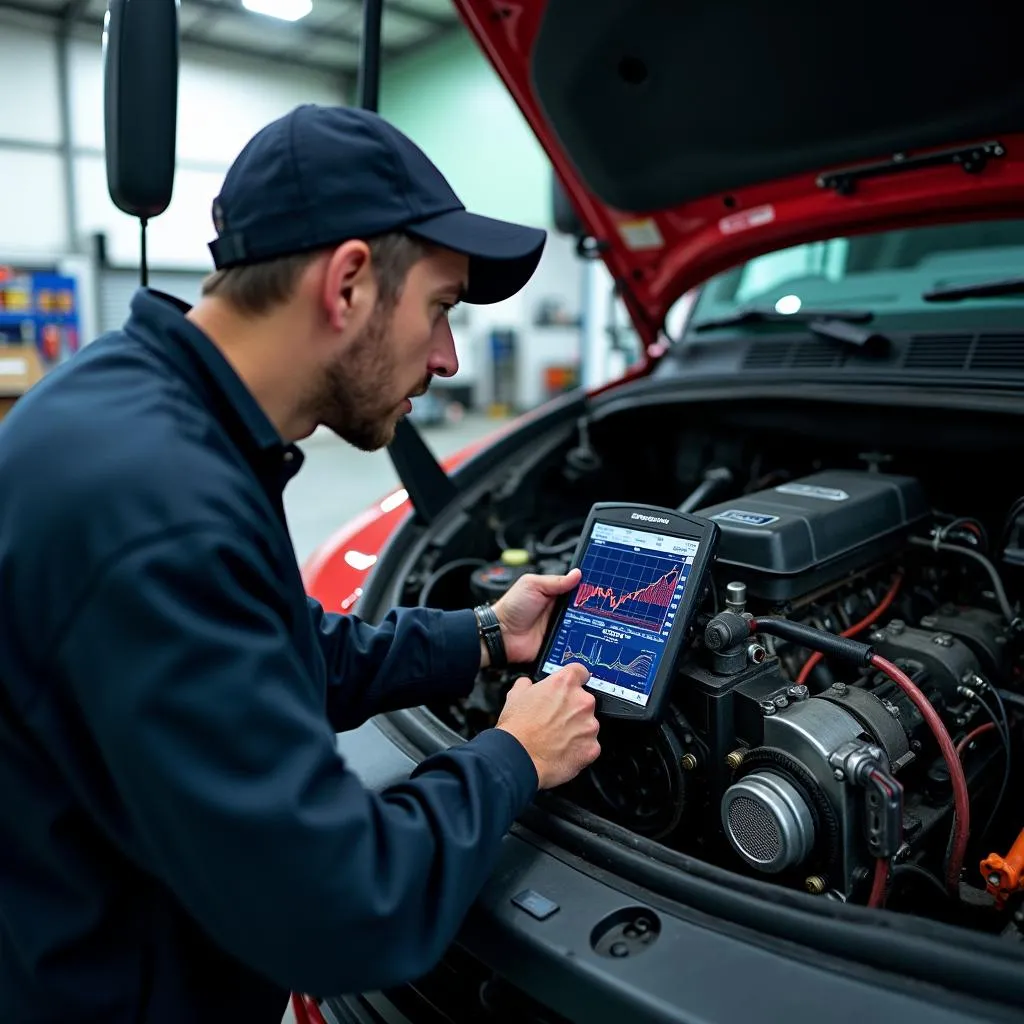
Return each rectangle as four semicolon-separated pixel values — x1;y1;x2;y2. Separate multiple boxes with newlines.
290;992;327;1024
300;440;481;612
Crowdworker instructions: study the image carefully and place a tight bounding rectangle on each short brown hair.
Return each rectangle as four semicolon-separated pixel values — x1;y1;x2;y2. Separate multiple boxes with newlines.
200;231;430;316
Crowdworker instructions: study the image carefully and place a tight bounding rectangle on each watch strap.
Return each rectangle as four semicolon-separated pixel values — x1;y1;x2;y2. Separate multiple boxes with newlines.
474;603;508;669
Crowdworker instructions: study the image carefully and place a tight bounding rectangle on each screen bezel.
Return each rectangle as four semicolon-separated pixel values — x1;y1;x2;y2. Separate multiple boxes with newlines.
532;502;719;723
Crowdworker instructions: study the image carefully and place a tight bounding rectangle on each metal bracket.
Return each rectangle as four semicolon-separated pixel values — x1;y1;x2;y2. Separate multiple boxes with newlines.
817;141;1006;197
828;740;885;785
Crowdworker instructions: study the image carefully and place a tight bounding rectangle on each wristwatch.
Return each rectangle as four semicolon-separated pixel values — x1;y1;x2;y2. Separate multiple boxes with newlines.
474;603;508;669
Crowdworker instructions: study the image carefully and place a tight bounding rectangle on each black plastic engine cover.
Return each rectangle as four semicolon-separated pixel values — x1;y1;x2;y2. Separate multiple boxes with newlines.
697;469;929;601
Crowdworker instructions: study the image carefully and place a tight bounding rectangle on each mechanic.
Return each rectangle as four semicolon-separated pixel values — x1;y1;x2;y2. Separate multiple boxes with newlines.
0;104;601;1024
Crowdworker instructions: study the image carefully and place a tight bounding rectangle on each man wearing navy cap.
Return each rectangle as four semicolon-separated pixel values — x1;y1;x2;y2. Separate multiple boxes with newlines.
0;105;600;1024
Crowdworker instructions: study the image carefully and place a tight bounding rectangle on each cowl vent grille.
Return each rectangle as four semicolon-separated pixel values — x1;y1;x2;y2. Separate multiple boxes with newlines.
903;334;973;369
970;334;1024;372
742;341;847;370
738;330;1024;377
904;333;1024;372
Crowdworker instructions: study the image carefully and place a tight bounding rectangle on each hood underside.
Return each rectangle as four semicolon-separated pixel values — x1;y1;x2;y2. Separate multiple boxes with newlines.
455;0;1024;343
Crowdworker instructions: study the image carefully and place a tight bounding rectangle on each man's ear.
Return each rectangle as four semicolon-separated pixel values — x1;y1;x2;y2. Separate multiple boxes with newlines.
321;240;374;332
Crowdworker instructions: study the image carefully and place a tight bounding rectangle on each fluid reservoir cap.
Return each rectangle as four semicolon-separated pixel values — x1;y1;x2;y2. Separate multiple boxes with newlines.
501;548;531;566
471;559;534;603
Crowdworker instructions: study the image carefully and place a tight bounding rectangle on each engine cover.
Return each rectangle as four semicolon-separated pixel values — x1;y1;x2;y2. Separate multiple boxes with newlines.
697;469;929;600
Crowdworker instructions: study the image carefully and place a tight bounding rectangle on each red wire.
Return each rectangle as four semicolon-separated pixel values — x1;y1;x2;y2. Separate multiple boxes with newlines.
955;720;997;757
867;856;889;907
869;654;970;894
796;573;904;685
868;768;895;798
863;771;899;907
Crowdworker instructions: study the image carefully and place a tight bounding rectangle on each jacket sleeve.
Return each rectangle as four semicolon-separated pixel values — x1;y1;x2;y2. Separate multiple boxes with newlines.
307;597;483;733
50;524;538;997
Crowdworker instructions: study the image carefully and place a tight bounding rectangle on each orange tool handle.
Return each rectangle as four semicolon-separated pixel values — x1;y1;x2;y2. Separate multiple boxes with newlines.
981;827;1024;907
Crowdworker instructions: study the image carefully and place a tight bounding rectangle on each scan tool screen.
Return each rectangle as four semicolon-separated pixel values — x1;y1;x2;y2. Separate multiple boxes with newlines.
539;520;700;706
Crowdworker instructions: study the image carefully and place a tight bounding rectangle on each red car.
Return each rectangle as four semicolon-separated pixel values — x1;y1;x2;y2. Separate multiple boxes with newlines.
296;2;1024;1021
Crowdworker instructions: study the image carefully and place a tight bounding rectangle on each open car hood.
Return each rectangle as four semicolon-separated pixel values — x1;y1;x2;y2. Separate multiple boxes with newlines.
454;0;1024;347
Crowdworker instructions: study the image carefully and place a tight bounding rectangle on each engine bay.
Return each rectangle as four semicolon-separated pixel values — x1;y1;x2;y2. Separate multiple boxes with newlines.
393;398;1024;938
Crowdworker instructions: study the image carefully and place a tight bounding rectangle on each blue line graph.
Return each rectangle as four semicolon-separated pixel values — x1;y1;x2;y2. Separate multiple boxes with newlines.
559;626;658;691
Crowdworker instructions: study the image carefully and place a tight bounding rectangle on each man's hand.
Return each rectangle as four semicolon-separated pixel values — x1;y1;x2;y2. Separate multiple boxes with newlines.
487;568;582;667
495;663;600;789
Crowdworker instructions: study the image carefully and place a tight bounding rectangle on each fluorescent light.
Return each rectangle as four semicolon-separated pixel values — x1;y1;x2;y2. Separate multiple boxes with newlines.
242;0;313;22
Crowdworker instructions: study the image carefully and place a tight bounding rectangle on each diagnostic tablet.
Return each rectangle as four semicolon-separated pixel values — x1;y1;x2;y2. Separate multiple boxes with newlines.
534;503;719;722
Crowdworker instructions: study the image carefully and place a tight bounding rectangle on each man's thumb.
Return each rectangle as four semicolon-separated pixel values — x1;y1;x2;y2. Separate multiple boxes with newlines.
541;567;582;593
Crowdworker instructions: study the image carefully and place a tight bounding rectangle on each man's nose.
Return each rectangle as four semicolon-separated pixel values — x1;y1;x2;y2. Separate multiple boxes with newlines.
428;319;459;379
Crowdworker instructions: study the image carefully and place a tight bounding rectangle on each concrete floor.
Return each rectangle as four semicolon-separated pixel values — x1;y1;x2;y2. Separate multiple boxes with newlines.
283;412;509;570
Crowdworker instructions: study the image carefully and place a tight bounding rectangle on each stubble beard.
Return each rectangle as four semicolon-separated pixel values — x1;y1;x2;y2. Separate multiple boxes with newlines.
314;301;429;453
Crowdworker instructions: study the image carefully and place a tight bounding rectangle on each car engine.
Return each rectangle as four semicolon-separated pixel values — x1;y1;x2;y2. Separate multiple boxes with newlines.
394;409;1024;933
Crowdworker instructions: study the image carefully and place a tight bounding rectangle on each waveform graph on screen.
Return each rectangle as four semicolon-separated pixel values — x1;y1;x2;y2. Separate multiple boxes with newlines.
573;544;685;632
560;628;657;690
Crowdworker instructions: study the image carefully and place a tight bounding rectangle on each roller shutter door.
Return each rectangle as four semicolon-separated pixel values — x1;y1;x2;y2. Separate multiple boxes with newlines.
98;268;207;334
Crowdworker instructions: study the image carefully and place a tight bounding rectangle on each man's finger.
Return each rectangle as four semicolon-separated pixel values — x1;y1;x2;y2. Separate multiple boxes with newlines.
563;661;590;684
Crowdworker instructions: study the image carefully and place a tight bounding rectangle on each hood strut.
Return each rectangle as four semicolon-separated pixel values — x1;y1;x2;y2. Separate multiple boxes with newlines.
387;418;458;525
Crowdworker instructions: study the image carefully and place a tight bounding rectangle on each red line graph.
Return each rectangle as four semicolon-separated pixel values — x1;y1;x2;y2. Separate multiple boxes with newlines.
573;565;680;630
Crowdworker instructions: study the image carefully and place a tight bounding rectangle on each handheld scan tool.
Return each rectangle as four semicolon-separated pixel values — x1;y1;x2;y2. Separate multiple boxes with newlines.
534;503;719;723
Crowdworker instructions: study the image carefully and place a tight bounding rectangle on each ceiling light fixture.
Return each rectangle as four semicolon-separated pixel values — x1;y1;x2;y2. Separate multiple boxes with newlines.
241;0;313;22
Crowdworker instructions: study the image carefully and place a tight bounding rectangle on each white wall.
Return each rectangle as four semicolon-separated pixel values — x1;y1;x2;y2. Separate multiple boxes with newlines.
448;232;583;409
0;13;598;407
0;20;66;256
0;12;346;269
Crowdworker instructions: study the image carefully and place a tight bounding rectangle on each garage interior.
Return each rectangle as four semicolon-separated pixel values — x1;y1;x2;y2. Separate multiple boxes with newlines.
5;4;1024;1024
0;0;636;564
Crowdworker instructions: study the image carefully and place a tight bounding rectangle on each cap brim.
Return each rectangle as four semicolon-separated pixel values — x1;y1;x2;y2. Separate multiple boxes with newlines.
406;210;547;304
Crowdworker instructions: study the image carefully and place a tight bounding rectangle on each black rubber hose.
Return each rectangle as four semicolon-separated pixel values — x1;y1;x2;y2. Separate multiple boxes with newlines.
997;689;1024;712
418;558;486;607
704;612;874;667
909;535;1019;628
677;466;734;513
753;616;875;666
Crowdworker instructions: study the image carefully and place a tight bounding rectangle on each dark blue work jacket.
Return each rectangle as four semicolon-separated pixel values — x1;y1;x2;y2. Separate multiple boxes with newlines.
0;289;537;1023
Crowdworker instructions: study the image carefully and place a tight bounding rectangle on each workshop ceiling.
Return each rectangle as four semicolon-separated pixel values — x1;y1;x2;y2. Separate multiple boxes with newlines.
0;0;463;79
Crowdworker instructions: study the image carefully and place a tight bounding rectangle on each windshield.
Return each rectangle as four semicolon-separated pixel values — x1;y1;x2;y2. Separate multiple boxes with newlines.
685;218;1024;332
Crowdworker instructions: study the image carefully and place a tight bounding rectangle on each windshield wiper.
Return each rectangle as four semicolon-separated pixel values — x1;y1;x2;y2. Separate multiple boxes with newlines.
923;277;1024;302
692;307;873;331
690;307;887;350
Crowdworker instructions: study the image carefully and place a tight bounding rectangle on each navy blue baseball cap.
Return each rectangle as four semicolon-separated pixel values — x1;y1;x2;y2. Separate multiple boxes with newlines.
208;104;547;305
